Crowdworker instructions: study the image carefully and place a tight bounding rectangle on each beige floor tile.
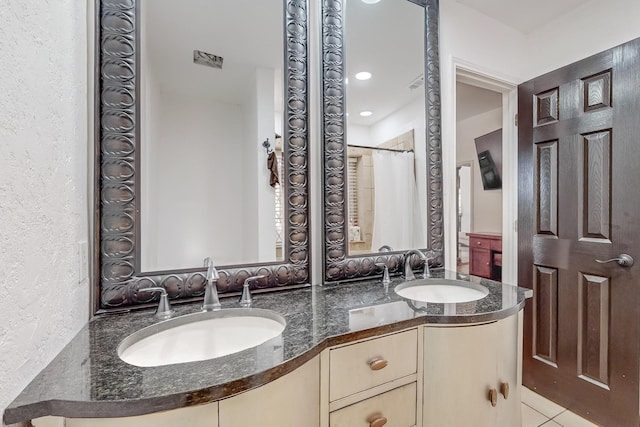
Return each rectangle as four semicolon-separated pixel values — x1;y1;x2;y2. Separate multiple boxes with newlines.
541;421;562;427
521;387;566;418
522;403;550;427
553;410;601;427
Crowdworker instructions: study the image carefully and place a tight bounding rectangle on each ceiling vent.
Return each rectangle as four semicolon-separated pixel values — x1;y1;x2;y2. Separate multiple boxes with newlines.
193;50;223;69
408;73;424;90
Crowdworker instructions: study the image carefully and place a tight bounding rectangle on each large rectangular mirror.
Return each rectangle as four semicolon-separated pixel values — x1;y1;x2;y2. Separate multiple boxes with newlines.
96;0;309;311
322;0;443;281
139;0;287;270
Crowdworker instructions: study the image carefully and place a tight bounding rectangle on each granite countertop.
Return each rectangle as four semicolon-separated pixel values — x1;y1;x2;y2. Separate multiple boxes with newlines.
3;270;532;424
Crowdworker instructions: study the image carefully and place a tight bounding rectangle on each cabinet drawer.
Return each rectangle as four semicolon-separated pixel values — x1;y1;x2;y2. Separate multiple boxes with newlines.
329;329;417;401
470;237;490;250
490;239;502;251
329;382;417;427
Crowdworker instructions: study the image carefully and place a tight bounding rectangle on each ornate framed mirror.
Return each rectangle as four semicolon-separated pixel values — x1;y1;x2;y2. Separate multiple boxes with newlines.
321;0;443;281
95;0;309;312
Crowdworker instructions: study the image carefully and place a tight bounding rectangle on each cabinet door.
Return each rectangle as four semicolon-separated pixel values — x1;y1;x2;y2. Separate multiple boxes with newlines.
495;312;522;427
423;323;497;427
61;403;219;427
470;248;491;278
219;356;319;427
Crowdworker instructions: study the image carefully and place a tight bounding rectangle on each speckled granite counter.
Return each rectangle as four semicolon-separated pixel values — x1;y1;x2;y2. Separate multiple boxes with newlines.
3;271;532;424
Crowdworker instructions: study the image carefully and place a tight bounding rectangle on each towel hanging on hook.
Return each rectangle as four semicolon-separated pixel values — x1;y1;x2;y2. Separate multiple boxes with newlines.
262;138;274;154
263;138;280;187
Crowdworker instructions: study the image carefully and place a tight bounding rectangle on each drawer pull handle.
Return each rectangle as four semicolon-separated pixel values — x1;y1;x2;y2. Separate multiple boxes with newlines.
500;382;509;399
367;415;388;427
488;388;498;407
368;358;388;371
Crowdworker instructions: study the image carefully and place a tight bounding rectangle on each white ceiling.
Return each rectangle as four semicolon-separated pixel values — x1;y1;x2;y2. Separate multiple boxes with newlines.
456;82;502;122
456;0;594;34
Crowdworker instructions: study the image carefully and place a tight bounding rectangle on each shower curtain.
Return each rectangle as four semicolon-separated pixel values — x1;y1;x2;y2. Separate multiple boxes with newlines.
371;150;427;251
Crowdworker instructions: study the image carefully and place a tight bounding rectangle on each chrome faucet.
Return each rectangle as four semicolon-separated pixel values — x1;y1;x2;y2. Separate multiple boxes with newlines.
203;257;222;311
137;286;174;320
375;262;392;287
403;249;428;281
239;275;266;307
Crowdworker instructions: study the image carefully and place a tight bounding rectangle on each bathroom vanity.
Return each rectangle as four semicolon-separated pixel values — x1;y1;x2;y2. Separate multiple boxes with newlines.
4;272;531;427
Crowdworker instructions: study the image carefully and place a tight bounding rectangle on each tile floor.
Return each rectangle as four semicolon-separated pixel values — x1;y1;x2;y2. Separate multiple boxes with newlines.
522;387;600;427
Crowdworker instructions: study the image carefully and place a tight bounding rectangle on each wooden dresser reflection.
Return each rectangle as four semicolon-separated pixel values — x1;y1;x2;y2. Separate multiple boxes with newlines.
467;232;502;281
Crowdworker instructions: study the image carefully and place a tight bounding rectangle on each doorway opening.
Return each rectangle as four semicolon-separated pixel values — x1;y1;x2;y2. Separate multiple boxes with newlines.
446;62;517;283
456;162;472;267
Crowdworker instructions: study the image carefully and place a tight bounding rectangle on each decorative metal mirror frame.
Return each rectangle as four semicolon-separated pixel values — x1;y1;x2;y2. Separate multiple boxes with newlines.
321;0;443;282
95;0;310;313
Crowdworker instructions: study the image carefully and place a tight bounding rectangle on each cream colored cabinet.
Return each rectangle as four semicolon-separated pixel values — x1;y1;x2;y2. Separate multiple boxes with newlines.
32;403;219;427
323;329;420;427
32;356;320;427
219;356;320;427
330;382;417;427
422;312;522;427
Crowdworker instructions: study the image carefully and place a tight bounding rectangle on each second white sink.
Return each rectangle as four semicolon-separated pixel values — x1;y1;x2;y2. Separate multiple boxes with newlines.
395;279;489;304
118;308;286;367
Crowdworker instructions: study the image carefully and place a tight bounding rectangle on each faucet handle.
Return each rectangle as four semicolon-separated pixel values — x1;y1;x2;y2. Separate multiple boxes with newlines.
240;275;265;307
421;256;433;279
137;286;174;320
375;263;392;286
204;257;219;280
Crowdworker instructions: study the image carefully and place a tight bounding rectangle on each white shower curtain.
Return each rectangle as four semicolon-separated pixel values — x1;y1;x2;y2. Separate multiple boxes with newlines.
371;151;427;251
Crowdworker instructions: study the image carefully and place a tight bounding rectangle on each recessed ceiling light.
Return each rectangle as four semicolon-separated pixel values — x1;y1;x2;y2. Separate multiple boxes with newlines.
355;71;372;81
361;0;381;4
360;111;373;117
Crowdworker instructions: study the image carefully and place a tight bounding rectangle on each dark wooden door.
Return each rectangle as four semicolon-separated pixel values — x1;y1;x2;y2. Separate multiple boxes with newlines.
518;37;640;426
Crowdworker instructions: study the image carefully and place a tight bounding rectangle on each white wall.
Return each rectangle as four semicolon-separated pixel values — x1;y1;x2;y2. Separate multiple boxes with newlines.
523;0;640;80
0;0;90;419
456;107;503;233
141;91;246;270
346;123;372;147
141;68;279;270
253;68;277;262
241;67;278;264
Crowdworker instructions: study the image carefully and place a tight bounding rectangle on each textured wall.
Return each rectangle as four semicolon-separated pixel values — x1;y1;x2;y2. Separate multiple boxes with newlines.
0;0;90;419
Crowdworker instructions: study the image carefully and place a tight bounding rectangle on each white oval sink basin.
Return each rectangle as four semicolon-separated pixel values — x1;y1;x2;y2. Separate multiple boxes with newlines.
118;308;286;367
395;279;489;303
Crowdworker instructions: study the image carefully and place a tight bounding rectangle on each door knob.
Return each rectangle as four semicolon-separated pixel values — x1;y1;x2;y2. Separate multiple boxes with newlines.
595;253;634;267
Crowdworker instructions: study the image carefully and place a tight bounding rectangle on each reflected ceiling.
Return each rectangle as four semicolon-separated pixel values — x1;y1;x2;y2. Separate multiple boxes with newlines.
344;0;423;126
142;0;283;104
